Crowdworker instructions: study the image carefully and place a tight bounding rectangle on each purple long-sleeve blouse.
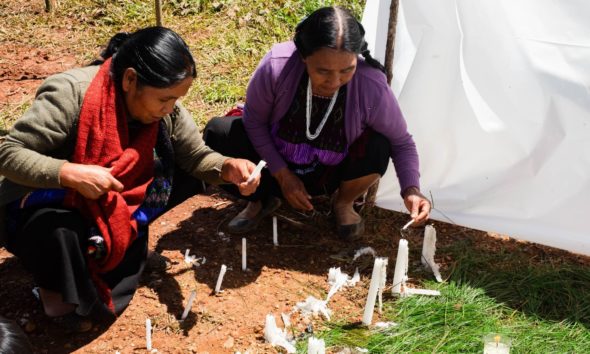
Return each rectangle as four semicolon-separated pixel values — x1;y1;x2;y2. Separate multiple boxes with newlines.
242;41;420;193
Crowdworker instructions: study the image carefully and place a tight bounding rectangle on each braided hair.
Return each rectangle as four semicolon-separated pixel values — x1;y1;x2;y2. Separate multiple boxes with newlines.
294;6;385;74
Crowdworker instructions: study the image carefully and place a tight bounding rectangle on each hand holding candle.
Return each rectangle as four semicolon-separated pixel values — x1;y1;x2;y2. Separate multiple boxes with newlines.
247;160;266;183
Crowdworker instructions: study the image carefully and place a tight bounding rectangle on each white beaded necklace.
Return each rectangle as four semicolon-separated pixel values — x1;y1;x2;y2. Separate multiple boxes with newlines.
306;78;339;140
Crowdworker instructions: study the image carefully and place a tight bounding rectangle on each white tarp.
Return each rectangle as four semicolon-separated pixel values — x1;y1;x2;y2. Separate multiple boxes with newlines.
363;0;590;255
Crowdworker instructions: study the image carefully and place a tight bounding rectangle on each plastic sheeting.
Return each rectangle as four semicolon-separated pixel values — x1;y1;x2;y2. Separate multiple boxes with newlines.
363;0;590;255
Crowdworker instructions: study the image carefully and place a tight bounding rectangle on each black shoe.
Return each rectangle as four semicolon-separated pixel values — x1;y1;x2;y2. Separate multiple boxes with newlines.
337;219;365;241
227;197;282;234
51;313;93;333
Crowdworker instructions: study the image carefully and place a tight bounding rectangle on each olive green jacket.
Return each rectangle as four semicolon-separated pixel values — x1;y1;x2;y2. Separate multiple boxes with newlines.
0;65;227;244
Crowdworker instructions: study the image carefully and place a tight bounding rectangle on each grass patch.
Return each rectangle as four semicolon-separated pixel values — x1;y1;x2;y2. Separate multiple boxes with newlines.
0;0;366;128
315;239;590;353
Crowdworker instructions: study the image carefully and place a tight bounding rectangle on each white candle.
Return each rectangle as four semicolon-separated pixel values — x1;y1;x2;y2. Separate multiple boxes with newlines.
272;216;278;246
362;257;388;325
483;334;511;354
242;238;247;271
246;160;266;183
307;336;326;354
484;342;511;354
214;264;227;294
392;239;409;295
422;225;443;282
378;258;388;314
402;219;414;230
180;290;197;321
145;318;152;351
404;288;441;296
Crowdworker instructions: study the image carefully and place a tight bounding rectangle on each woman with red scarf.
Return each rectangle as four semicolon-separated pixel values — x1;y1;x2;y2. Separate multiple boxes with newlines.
0;27;259;329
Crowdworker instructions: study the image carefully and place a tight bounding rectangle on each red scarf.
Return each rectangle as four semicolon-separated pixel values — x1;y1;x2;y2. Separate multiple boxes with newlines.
65;58;158;312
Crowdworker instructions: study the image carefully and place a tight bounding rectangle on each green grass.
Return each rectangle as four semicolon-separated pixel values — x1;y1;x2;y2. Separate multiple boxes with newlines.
312;239;590;353
0;0;365;128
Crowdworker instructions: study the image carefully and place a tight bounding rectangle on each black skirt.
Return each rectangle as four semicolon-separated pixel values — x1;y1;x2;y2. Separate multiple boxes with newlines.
5;207;148;317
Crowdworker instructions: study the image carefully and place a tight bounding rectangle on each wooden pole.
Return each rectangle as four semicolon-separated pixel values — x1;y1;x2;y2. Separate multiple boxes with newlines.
384;0;399;85
45;0;58;12
155;0;162;26
364;0;399;211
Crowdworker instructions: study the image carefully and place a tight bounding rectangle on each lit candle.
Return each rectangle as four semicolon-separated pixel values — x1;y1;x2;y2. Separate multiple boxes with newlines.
422;225;443;282
272;216;278;246
362;257;388;325
180;290;197;321
242;238;247;271
145;318;152;351
392;239;409;295
246;160;266;183
214;264;227;294
402;219;414;230
483;334;511;354
308;336;326;354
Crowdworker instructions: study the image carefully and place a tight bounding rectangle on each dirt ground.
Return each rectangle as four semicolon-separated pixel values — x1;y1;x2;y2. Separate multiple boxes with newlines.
1;187;589;354
2;7;590;353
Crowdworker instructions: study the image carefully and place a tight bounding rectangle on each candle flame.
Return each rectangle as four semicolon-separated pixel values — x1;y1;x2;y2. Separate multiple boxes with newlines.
494;335;501;347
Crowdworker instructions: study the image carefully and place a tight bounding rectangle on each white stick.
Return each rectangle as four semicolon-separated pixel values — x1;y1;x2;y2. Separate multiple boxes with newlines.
214;264;227;294
362;257;388;325
402;219;414;230
180;290;197;321
146;318;152;351
242;238;247;271
246;160;266;183
392;239;409;295
272;216;278;246
404;288;441;296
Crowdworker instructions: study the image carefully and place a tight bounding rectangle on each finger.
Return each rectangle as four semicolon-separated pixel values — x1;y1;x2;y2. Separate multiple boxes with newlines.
109;176;124;192
417;202;431;221
285;192;307;210
411;199;420;219
237;184;253;196
246;173;261;187
238;182;256;196
295;192;313;211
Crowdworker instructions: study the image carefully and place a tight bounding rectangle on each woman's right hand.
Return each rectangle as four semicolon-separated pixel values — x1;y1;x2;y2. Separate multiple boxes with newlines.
273;167;313;211
59;162;124;200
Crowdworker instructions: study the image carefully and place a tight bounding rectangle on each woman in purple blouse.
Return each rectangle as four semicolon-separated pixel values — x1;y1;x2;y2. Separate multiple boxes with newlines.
205;6;431;240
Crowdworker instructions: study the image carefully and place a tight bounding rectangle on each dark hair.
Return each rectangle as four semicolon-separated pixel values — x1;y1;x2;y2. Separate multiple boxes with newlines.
0;316;33;354
91;26;196;89
294;6;385;74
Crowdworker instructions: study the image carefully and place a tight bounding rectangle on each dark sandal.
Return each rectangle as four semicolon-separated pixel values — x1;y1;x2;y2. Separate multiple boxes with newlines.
51;313;93;333
228;196;282;234
337;219;365;241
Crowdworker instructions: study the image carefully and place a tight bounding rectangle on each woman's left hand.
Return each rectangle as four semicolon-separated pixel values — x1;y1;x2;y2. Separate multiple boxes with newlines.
402;186;431;225
220;158;260;196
